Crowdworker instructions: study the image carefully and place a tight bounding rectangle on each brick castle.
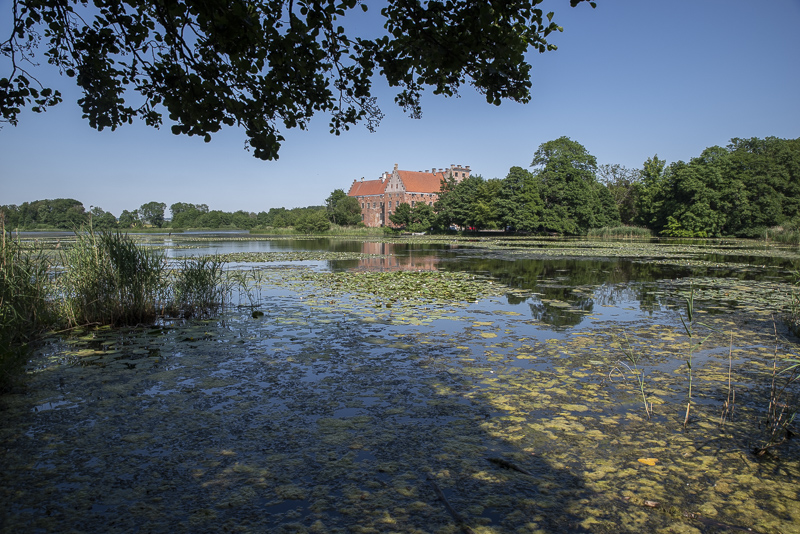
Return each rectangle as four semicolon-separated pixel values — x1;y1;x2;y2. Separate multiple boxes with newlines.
347;163;471;227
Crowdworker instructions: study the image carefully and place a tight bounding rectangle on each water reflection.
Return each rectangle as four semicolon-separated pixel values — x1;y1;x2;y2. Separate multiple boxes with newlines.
153;236;796;329
333;241;442;271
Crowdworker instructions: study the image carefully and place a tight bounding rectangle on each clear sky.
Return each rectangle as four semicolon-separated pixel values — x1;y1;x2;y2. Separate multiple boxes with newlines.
2;0;799;217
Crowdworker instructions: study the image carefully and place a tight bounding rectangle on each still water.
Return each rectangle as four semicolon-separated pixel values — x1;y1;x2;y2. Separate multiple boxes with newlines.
2;236;799;533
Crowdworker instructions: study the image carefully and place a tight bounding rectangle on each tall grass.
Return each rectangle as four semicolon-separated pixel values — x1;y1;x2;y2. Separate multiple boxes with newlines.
1;230;54;391
765;226;800;245
587;225;653;238
167;257;226;318
58;230;167;326
754;323;799;456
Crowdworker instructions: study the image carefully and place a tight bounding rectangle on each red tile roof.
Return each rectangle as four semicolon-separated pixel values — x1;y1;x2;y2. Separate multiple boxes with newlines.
396;170;447;193
348;179;387;196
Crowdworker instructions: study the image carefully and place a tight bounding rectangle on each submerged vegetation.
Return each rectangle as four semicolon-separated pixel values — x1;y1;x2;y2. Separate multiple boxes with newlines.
0;229;228;390
2;233;800;532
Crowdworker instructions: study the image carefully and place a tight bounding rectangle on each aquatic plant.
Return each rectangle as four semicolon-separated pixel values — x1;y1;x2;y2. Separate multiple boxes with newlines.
619;333;651;419
168;257;226;318
587;225;653;238
678;285;715;429
754;326;799;456
765;225;800;245
224;268;260;307
57;229;167;326
56;230;240;327
788;270;800;337
0;230;54;390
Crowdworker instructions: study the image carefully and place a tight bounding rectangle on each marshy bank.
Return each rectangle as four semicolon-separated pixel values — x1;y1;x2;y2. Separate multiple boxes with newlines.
1;234;799;533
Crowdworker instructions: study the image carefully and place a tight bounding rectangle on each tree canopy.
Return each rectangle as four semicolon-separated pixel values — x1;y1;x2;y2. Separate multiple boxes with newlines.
2;0;594;159
326;189;362;226
531;136;619;234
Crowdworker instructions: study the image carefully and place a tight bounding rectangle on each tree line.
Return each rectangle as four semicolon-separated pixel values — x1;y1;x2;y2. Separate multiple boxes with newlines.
3;136;798;237
0;200;335;232
390;135;800;237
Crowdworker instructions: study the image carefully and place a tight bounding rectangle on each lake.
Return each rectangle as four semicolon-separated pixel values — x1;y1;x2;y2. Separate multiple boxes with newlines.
2;235;799;533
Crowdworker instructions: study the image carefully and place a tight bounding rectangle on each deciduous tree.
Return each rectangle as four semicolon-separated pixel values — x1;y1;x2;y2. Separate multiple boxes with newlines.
2;0;594;159
138;201;167;228
326;189;362;226
496;166;543;232
530;137;615;234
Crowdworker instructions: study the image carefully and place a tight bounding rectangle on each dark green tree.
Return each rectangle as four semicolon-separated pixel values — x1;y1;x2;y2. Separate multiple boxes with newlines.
725;137;800;236
634;155;667;230
9;199;87;229
118;209;140;228
390;202;413;228
598;163;641;225
326;189;362;226
496;166;543;232
434;175;489;229
472;179;503;230
89;206;118;230
531;137;614;234
231;210;257;229
2;0;595;160
138;202;167;228
295;210;331;234
409;202;435;232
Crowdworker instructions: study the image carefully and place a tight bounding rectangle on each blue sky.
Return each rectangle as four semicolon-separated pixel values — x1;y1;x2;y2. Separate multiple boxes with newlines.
2;0;799;216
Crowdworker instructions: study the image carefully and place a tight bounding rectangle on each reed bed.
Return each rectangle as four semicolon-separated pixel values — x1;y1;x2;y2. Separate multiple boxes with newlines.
0;232;54;391
166;257;226;318
765;225;800;245
586;225;653;238
58;230;167;327
1;229;231;388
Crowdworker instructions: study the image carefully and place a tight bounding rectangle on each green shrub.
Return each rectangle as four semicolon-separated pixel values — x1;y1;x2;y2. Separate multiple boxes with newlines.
294;211;331;234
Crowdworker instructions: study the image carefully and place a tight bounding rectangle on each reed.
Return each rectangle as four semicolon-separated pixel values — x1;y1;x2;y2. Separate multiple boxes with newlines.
168;257;226;318
788;270;800;337
678;286;715;429
57;229;167;326
587;225;653;238
620;332;651;419
0;227;55;391
764;226;800;245
753;323;799;456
